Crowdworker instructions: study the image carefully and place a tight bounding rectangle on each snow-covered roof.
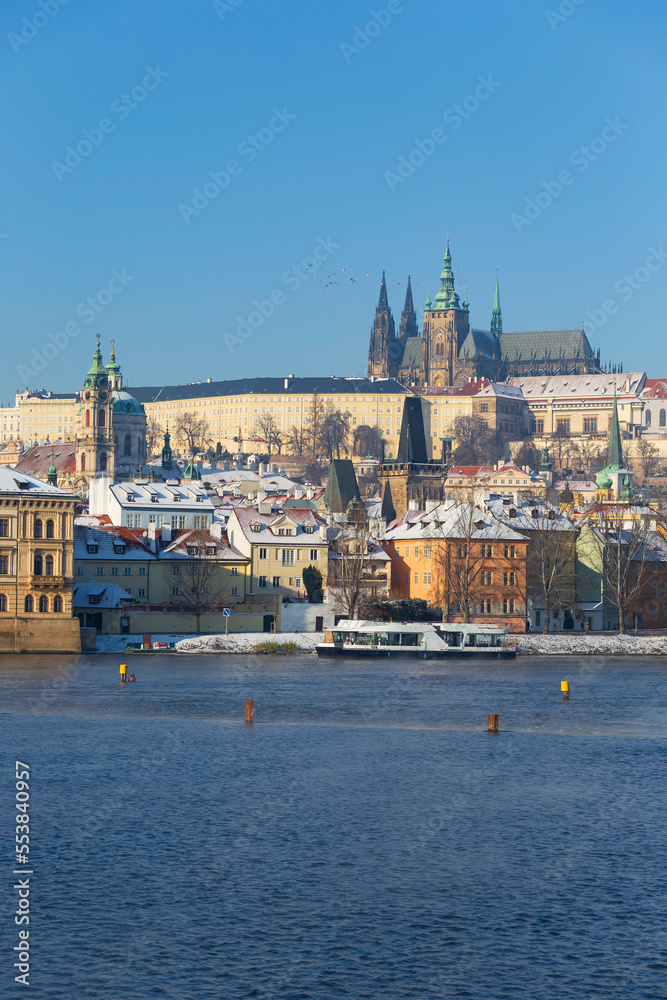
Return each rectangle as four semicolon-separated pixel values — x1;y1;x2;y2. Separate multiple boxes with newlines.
73;582;133;608
383;501;527;542
110;480;213;511
229;506;324;542
506;372;646;399
160;529;245;561
0;466;76;497
74;517;155;560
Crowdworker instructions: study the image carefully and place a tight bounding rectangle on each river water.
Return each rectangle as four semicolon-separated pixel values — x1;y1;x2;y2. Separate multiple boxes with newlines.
1;653;666;999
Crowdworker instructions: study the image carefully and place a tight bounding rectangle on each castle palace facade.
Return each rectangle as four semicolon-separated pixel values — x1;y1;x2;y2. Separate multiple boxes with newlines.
367;241;603;387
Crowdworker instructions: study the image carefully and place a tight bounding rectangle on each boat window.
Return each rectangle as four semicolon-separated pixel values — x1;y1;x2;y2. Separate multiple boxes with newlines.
399;632;420;646
440;631;462;647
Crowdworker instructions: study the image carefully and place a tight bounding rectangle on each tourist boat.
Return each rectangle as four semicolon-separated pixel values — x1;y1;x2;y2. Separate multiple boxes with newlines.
317;621;516;658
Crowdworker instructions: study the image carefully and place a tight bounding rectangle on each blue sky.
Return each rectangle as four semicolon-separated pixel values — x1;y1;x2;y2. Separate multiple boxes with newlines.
1;0;665;400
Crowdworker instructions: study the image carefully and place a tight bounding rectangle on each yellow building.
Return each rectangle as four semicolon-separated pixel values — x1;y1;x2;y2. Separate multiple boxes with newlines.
130;376;417;460
0;467;79;652
227;506;328;601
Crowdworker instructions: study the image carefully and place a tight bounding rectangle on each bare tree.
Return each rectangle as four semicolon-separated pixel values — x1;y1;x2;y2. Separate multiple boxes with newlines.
551;425;580;472
578;440;604;475
175;412;211;457
256;414;283;455
318;411;350;459
431;498;489;623
452;415;503;465
286;424;308;456
514;439;541;471
146;418;162;456
329;512;377;619
353;424;383;459
306;391;326;457
635;438;660;479
598;519;652;633
510;499;577;633
167;536;230;633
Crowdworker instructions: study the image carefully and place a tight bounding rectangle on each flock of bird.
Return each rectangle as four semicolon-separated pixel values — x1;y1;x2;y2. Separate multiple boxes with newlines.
302;260;419;293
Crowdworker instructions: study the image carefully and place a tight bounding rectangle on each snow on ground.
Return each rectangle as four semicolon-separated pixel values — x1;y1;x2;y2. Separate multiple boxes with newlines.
516;633;667;656
174;632;323;653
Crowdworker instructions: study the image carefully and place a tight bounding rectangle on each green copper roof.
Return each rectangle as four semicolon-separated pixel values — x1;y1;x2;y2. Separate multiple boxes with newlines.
182;457;201;480
323;459;361;514
424;289;432;309
105;339;121;376
596;470;612;489
433;238;460;310
491;272;502;336
85;335;109;390
112;390;144;415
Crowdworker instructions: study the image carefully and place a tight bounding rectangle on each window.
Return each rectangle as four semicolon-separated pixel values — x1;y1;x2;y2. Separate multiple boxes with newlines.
53;595;63;613
504;545;515;558
414;571;419;583
310;549;319;561
503;598;515;614
138;566;146;576
124;567;132;576
0;555;8;575
535;610;542;627
194;516;206;530
34;554;43;575
414;546;419;558
45;556;54;576
124;433;131;455
258;576;267;588
24;595;33;612
0;519;8;537
76;565;83;576
231;566;238;576
531;418;544;434
303;525;314;534
172;566;180;575
405;572;409;584
281;549;295;566
480;403;488;412
39;595;48;613
483;599;492;614
114;544;125;555
138;588;146;598
46;519;54;538
95;566;104;576
583;418;597;434
481;544;493;558
172;586;180;596
86;543;98;554
481;571;492;585
652;581;658;595
34;519;42;539
423;546;432;558
295;577;302;588
0;593;6;611
231;587;238;596
661;409;666;428
652;607;658;620
405;547;409;558
423;571;432;584
646;410;652;427
272;576;281;587
259;548;268;560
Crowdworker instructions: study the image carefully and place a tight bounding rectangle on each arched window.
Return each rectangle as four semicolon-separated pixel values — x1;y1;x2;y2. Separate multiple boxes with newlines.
46;519;54;538
646;410;652;427
24;595;33;613
435;341;444;356
81;453;86;472
86;409;91;427
99;409;106;427
100;452;107;472
38;595;48;613
660;409;666;428
45;555;54;576
34;554;42;575
0;594;7;612
34;519;42;539
124;434;131;455
53;595;63;613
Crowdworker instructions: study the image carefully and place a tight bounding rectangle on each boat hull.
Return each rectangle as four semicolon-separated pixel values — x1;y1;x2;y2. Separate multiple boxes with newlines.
316;645;516;659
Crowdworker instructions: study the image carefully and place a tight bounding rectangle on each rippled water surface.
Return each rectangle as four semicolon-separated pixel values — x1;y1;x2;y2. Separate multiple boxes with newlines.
1;653;666;999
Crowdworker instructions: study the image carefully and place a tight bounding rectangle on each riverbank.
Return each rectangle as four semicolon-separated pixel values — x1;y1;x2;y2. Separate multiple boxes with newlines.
93;631;667;656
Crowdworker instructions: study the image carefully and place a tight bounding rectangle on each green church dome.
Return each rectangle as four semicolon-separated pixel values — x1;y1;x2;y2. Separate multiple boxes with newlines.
112;390;145;415
596;470;612;489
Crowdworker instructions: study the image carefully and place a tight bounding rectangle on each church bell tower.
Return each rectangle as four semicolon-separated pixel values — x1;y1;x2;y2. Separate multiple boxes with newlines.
75;335;115;480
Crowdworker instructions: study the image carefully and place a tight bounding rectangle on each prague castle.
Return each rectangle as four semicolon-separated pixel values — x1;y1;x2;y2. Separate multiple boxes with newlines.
367;240;603;387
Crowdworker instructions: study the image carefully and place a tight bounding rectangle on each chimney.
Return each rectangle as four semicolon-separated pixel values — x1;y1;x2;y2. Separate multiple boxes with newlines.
284;374;294;389
161;524;172;543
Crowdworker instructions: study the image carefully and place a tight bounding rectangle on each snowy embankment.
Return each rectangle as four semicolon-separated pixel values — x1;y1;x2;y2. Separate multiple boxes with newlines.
174;632;323;654
516;633;667;656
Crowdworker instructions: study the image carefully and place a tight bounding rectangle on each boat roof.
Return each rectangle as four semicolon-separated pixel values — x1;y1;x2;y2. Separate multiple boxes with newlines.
335;619;508;634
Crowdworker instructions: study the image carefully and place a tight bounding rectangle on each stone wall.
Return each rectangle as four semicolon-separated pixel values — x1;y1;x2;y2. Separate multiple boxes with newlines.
0;617;81;653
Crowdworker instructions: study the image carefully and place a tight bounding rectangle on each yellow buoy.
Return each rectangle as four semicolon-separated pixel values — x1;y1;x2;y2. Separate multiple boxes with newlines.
561;680;570;692
120;663;128;683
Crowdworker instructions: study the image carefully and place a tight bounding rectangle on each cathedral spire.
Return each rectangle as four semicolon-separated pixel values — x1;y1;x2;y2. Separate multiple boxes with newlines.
606;389;623;470
398;275;418;341
378;270;389;311
433;236;460;309
491;271;502;337
367;270;397;378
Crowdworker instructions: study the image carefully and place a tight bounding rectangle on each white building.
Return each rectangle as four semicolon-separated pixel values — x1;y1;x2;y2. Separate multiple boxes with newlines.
89;476;215;531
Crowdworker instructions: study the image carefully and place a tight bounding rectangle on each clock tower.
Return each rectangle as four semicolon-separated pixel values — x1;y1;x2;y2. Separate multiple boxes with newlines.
75;335;115;480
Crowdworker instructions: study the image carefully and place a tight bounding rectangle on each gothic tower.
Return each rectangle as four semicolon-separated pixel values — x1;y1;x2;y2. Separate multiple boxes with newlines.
75;335;115;480
398;275;419;345
367;271;397;378
491;272;502;338
422;239;471;387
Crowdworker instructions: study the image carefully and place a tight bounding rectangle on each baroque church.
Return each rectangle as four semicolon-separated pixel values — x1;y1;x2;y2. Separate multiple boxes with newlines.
367;240;603;387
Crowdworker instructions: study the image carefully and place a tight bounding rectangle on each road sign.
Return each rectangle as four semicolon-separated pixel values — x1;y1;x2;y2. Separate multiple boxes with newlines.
223;608;230;617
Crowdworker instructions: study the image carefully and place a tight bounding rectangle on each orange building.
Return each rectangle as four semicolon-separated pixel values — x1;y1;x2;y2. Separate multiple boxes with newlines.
383;503;529;632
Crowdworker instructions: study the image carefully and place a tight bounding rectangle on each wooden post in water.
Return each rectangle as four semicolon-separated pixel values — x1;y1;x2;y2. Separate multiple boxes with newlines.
487;713;499;733
245;700;255;724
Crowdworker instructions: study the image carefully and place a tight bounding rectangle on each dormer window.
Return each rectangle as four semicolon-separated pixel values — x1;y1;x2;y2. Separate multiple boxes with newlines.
187;546;198;555
86;544;98;554
114;544;126;554
150;495;159;503
89;594;101;604
250;524;262;532
303;525;314;534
